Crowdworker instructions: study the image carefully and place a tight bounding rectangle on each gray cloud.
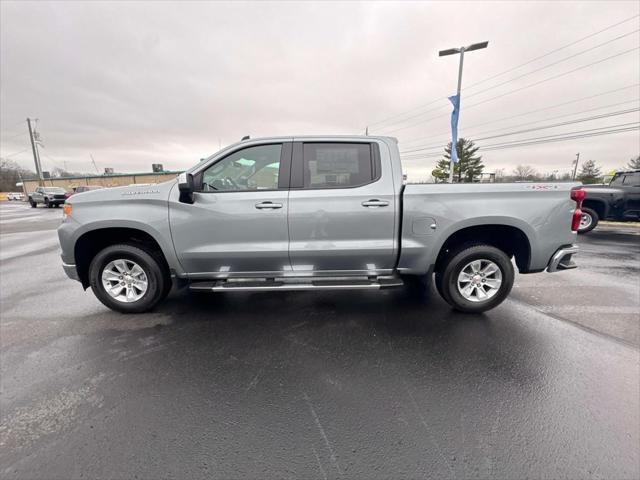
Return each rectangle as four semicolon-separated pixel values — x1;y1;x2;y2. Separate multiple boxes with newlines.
1;0;638;179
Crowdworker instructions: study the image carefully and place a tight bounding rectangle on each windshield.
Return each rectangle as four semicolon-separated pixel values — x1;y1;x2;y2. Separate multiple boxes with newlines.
44;188;66;193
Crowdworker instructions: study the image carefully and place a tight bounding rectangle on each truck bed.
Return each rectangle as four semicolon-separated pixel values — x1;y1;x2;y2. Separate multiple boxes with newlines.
398;182;579;274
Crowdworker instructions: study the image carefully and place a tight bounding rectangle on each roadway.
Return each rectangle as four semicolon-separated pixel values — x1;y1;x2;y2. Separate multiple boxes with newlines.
1;201;638;479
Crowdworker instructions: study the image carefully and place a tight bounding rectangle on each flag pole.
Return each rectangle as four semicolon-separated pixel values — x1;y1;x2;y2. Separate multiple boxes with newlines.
439;41;488;183
449;50;465;184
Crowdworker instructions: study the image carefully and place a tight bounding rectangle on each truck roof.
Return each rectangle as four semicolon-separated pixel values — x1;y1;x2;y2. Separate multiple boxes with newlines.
238;135;398;143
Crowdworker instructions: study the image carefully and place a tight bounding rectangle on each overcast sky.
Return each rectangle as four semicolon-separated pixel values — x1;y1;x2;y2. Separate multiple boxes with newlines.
1;1;638;181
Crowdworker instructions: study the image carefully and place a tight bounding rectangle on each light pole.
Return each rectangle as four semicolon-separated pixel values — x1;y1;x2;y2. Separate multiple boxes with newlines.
572;152;580;180
439;41;488;183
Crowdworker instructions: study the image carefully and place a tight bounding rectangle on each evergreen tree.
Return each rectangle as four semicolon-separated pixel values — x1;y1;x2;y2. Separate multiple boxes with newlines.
577;159;602;184
433;138;484;183
627;155;640;170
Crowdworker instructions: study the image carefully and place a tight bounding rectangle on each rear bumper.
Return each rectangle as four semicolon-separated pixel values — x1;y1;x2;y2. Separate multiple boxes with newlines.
62;261;80;281
547;245;578;273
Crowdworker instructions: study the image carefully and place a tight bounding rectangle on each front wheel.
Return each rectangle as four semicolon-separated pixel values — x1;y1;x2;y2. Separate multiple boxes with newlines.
435;244;514;313
577;207;598;234
88;244;169;313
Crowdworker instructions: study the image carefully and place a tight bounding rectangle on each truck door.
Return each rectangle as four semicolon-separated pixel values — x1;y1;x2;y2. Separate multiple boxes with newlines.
287;141;397;275
169;142;293;277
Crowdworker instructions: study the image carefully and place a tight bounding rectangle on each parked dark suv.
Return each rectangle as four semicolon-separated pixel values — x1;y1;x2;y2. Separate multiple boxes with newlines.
28;187;68;208
579;170;640;233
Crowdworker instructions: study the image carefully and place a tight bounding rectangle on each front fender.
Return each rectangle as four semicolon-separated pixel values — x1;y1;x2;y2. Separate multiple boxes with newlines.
58;197;185;276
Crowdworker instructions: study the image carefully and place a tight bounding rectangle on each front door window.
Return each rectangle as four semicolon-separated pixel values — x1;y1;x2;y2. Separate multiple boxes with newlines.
201;144;282;192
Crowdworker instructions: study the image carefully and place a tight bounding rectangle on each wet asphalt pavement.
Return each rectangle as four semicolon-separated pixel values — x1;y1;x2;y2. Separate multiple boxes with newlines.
1;201;639;479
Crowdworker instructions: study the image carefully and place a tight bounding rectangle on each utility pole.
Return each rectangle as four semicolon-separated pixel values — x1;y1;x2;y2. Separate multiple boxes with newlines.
27;118;44;186
439;41;489;183
572;153;580;180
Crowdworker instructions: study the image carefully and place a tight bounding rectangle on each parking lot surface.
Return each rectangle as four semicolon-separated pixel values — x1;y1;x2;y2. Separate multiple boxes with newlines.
1;201;639;479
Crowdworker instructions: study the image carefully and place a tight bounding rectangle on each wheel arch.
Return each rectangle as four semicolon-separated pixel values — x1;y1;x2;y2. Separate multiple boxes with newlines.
434;223;532;274
74;226;171;289
582;198;607;219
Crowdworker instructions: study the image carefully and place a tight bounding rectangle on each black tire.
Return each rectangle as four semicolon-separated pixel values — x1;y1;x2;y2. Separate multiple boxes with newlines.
44;198;51;208
577;207;598;234
88;243;169;313
436;244;514;313
29;198;37;208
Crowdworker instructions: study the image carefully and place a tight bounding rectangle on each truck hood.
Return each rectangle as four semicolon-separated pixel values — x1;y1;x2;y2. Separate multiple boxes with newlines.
67;179;177;204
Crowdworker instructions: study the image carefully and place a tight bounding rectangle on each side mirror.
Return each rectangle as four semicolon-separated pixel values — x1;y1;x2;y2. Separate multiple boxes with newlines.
178;172;195;204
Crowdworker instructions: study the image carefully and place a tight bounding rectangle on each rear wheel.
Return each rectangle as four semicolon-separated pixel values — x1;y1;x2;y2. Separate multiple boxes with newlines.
88;243;169;313
435;244;514;313
577;207;598;234
29;198;37;208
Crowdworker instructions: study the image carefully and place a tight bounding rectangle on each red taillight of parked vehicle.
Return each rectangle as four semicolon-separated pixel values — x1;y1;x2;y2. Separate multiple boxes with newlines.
570;188;585;232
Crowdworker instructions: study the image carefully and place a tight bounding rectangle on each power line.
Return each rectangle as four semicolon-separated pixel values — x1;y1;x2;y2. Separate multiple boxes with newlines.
460;47;639;110
400;106;640;153
1;131;29;140
480;121;639;146
401;83;640;145
381;29;638;134
383;46;639;135
39;152;66;171
463;29;639;101
464;14;640;90
366;13;640;130
480;125;639;151
401;123;640;159
1;148;29;158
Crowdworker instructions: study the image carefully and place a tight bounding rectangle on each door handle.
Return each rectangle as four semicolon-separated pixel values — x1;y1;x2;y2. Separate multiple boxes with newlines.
362;199;389;207
255;201;283;209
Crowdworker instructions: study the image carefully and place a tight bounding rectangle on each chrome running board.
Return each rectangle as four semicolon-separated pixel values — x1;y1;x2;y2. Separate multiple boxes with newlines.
189;276;404;292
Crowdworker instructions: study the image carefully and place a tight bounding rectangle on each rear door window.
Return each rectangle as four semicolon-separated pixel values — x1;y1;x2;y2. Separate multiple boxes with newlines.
301;143;376;189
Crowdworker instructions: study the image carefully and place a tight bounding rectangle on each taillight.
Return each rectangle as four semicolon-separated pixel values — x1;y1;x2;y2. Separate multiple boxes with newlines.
571;188;585;204
571;188;585;231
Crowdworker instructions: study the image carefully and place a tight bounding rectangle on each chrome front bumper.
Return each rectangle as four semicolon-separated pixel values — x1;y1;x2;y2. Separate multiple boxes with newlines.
547;245;578;273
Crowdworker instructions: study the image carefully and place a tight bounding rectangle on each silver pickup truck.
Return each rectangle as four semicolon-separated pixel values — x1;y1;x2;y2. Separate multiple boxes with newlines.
58;136;581;314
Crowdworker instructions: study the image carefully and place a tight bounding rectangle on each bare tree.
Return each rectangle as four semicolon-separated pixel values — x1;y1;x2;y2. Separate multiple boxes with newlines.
0;158;36;191
513;165;537;181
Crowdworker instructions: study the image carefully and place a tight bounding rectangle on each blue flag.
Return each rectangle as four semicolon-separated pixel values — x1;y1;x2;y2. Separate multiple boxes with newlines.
448;94;460;163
